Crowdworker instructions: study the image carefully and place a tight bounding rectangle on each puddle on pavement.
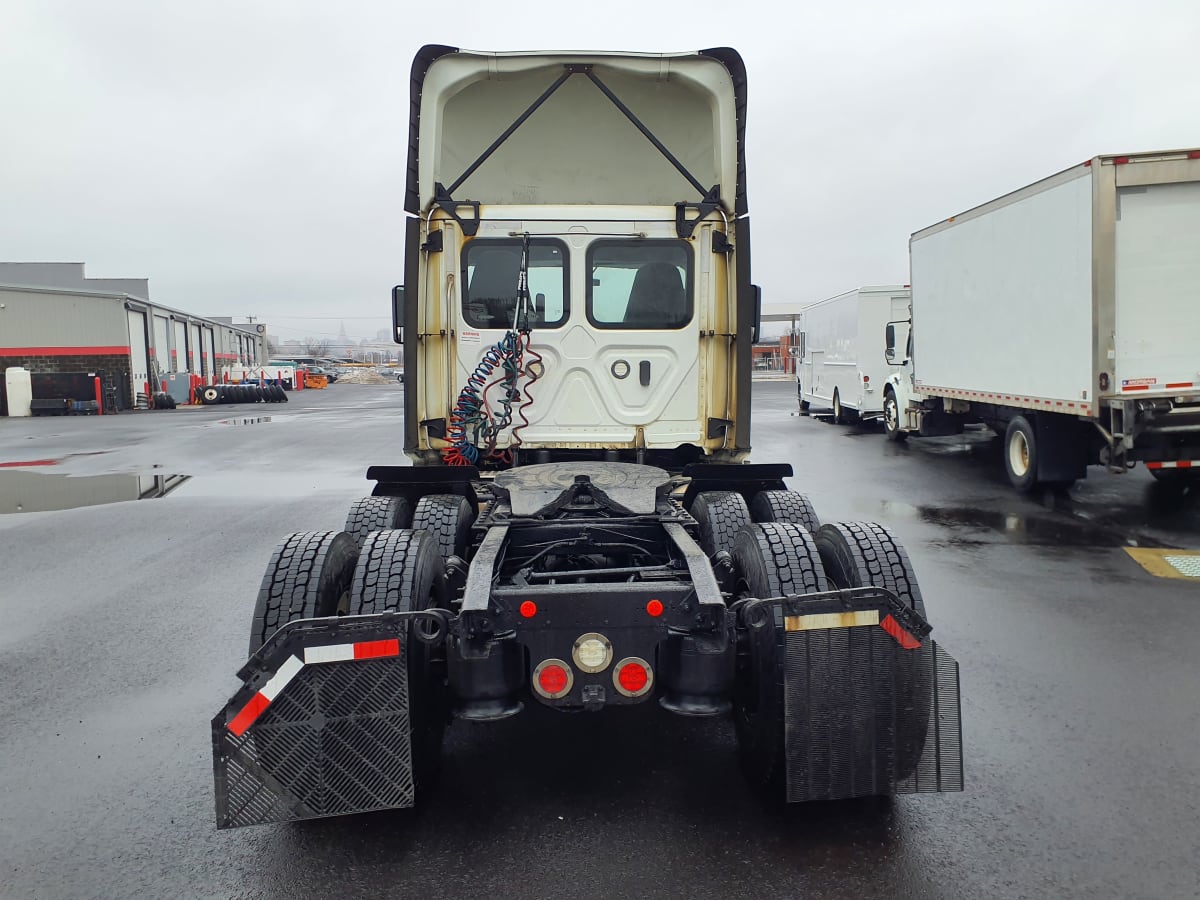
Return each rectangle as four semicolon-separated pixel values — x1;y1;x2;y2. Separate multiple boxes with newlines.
0;471;190;514
872;499;1168;548
216;416;273;426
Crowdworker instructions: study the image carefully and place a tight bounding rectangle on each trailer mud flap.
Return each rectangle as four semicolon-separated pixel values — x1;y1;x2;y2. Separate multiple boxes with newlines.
770;592;963;802
212;615;421;828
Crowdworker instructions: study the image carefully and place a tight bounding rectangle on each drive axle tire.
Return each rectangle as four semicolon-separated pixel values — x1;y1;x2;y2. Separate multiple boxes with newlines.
883;390;907;443
814;522;931;782
412;494;475;561
350;529;447;797
249;531;359;655
1004;415;1038;493
690;490;752;556
832;389;844;425
344;496;414;548
750;489;820;534
732;523;828;799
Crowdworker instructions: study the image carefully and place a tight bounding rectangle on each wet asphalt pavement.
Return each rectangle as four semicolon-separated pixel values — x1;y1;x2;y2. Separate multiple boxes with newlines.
1;381;1198;899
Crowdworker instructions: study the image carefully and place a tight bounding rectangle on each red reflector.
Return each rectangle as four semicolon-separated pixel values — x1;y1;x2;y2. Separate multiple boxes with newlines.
646;599;664;617
228;692;270;737
1189;151;1200;160
354;638;400;660
1083;159;1093;167
618;662;649;694
538;664;568;695
880;614;921;650
863;374;870;383
1113;156;1130;165
1180;460;1193;469
519;600;538;618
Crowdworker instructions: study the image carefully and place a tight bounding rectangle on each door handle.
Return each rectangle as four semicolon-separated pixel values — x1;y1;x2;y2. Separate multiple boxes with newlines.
639;360;651;386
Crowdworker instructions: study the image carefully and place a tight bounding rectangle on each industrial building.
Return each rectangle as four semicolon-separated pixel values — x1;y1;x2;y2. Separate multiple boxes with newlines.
0;263;268;413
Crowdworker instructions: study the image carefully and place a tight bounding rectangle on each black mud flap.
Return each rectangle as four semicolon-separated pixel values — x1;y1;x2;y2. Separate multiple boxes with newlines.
768;589;962;802
212;615;423;829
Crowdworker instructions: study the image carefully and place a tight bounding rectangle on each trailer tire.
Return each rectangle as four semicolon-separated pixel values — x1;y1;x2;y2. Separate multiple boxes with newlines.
249;531;358;655
350;528;447;796
412;494;475;561
750;490;820;534
732;523;828;798
814;522;931;782
832;389;844;424
344;496;415;548
1004;415;1038;493
690;490;752;556
883;389;907;442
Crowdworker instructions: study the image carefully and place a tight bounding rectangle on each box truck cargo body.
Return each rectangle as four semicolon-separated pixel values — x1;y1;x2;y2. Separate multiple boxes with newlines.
797;286;910;422
885;149;1200;491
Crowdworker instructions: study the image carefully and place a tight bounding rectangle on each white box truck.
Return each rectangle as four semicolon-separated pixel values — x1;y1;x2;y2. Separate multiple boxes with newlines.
796;286;910;423
884;149;1200;492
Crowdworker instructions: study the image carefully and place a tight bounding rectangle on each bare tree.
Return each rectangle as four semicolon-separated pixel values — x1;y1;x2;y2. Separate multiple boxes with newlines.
302;338;333;357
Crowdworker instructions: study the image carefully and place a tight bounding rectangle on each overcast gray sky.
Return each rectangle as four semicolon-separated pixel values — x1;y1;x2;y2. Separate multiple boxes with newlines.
2;0;1197;343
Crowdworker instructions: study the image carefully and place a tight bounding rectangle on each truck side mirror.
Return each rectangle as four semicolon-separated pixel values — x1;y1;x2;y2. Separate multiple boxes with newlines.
885;323;896;363
391;285;404;344
751;284;762;343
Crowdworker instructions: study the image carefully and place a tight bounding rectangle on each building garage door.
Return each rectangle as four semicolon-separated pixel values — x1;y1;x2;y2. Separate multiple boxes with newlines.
127;310;151;405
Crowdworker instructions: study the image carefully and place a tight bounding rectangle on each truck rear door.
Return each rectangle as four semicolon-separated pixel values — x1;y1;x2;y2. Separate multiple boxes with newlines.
1114;179;1200;395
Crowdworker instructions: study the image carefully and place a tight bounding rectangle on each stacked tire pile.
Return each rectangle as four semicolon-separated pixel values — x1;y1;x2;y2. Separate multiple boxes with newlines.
195;384;290;405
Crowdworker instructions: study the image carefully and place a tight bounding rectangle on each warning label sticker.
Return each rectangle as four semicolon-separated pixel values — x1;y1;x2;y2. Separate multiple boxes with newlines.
1121;378;1157;388
460;330;481;344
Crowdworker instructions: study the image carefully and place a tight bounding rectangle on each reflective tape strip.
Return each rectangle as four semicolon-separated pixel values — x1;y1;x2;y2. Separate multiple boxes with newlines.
305;639;401;665
227;654;304;736
354;638;401;660
228;693;270;737
260;654;304;701
785;609;879;632
1146;460;1196;470
1165;382;1196;390
304;644;356;664
880;614;922;649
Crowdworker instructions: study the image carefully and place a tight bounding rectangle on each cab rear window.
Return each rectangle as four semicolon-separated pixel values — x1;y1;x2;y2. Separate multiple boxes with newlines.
461;239;568;329
587;240;693;330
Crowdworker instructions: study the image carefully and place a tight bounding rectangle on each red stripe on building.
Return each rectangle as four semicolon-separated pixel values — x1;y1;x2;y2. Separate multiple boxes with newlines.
880;614;922;650
227;692;270;737
0;346;132;356
353;639;401;660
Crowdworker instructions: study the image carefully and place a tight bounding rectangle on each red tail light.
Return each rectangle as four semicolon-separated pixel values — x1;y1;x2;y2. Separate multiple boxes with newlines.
612;657;653;697
533;659;573;699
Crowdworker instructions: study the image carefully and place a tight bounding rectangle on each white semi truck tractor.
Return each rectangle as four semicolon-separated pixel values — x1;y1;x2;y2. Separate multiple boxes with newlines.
211;46;962;827
884;150;1200;493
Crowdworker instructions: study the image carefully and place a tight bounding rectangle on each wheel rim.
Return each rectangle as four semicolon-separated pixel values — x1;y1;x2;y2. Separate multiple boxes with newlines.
884;396;897;432
833;393;841;420
1009;429;1031;477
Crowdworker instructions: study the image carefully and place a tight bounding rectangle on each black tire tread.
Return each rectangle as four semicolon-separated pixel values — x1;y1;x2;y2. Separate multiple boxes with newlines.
690;491;752;556
749;489;820;533
412;494;475;561
249;531;358;655
813;522;924;617
344;496;414;548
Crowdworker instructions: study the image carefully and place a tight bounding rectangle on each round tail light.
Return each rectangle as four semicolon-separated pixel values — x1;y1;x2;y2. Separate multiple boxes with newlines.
533;659;573;699
612;657;653;698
